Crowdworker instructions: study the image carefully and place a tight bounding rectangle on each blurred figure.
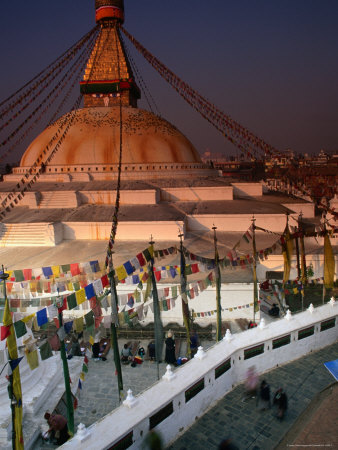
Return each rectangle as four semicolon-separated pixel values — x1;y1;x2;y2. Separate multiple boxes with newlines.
142;429;163;450
259;380;271;410
190;330;199;356
148;341;155;361
165;332;176;365
121;343;133;364
242;366;259;402
44;412;69;445
273;387;288;420
218;438;239;449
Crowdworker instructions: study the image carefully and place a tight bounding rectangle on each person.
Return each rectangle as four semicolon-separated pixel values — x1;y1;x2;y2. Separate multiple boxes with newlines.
121;343;132;364
259;380;271;410
142;429;163;449
165;332;176;365
273;387;288;420
190;331;198;356
44;412;69;445
268;303;280;317
67;336;83;359
148;341;155;361
138;346;145;358
242;366;259;402
92;339;101;361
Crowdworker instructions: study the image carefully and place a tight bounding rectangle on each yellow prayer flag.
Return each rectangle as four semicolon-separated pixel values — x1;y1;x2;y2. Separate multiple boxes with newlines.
74;317;84;333
22;313;35;323
33;317;40;331
67;282;73;291
148;245;154;258
115;265;128;281
293;287;298;294
29;281;37;292
52;265;60;277
4;298;24;449
80;372;85;381
75;289;86;305
89;335;94;345
25;349;39;370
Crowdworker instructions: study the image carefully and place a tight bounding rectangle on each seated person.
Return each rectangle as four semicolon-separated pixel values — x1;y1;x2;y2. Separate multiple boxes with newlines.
268;304;280;317
138;346;145;358
190;331;199;356
121;343;132;363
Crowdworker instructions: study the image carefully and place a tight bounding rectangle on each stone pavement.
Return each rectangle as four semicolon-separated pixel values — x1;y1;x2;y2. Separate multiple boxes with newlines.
167;342;338;450
32;341;337;449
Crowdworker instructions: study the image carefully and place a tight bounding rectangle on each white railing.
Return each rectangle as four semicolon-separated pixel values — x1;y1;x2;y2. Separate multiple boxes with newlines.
61;301;337;450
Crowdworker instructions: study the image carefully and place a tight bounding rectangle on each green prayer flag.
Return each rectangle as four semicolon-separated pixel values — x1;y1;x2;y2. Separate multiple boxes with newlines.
14;270;24;282
162;299;168;311
143;248;152;262
61;264;71;273
39;341;53;360
82;363;88;373
185;265;193;275
67;293;77;310
31;298;40;307
14;320;27;338
85;311;94;328
73;281;80;291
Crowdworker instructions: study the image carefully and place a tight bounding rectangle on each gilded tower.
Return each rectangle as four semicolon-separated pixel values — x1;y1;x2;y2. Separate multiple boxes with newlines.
80;0;140;108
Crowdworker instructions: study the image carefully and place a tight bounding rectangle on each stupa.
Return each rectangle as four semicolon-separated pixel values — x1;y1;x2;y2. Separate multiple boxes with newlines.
0;0;312;247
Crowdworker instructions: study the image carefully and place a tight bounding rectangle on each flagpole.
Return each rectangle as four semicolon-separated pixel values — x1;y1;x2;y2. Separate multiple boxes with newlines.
0;267;15;449
212;226;222;342
55;291;74;436
298;212;307;310
179;232;191;358
109;256;123;403
149;236;164;380
322;215;326;305
2;265;24;450
251;217;259;323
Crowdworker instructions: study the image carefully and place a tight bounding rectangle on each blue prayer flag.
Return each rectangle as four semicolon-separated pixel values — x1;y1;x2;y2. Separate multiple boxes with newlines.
132;274;140;284
42;266;53;278
85;284;95;300
64;321;74;334
36;308;48;326
123;261;134;275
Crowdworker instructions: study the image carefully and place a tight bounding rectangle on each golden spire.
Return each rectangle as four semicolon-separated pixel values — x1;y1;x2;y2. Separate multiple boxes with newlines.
81;0;140;108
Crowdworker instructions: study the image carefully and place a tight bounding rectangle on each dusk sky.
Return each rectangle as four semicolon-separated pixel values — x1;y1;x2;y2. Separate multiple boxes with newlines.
1;0;338;162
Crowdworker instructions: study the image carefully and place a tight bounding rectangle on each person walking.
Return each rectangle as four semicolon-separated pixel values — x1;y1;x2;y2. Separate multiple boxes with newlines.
259;380;271;410
273;387;288;420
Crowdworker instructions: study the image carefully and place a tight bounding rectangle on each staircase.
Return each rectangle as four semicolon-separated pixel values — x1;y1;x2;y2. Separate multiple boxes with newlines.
38;191;79;209
0;222;62;246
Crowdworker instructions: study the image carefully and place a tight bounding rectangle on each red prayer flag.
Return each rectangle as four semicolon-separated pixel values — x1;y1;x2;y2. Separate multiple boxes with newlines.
23;269;32;280
136;252;146;267
101;275;109;288
155;271;161;282
70;263;81;276
1;325;11;341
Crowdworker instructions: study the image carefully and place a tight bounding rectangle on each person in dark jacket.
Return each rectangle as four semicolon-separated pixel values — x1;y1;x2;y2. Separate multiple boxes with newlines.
259;380;271;410
165;332;176;364
273;388;288;420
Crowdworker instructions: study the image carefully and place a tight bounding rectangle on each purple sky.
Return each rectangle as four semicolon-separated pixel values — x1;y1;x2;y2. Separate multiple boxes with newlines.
1;0;338;162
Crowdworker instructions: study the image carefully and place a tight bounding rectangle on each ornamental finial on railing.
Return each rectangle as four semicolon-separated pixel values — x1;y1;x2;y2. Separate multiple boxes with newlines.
223;329;232;342
123;389;137;408
194;346;206;360
285;309;292;320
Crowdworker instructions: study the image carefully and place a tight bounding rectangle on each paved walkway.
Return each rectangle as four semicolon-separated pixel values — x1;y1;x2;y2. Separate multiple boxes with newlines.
168;342;338;450
33;341;337;449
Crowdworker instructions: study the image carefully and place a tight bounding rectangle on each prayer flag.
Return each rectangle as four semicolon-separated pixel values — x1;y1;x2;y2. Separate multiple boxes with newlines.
36;308;48;327
123;261;134;275
9;356;24;371
14;320;27;338
116;265;128;281
39;341;53;360
85;311;94;328
64;321;73;334
1;325;11;340
67;293;77;310
85;284;95;300
42;267;53;278
75;289;86;305
74;317;84;333
70;263;81;276
25;349;39;370
324;234;335;289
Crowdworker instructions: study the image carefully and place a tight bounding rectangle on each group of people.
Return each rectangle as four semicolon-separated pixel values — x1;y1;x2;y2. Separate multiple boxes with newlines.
244;366;288;420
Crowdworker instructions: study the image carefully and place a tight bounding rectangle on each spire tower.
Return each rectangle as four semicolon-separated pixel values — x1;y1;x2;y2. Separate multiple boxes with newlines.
80;0;140;108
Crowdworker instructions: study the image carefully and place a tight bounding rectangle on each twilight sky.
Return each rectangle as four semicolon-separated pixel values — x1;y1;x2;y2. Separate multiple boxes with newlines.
1;0;338;162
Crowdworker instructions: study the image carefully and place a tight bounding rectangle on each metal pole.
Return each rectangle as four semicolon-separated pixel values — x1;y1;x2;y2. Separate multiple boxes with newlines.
109;258;123;402
55;293;74;437
179;232;191;358
212;226;222;341
251;218;259;323
149;237;163;380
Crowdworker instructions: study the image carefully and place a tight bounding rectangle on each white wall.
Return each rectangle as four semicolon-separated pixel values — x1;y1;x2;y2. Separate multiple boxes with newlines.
61;303;338;450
